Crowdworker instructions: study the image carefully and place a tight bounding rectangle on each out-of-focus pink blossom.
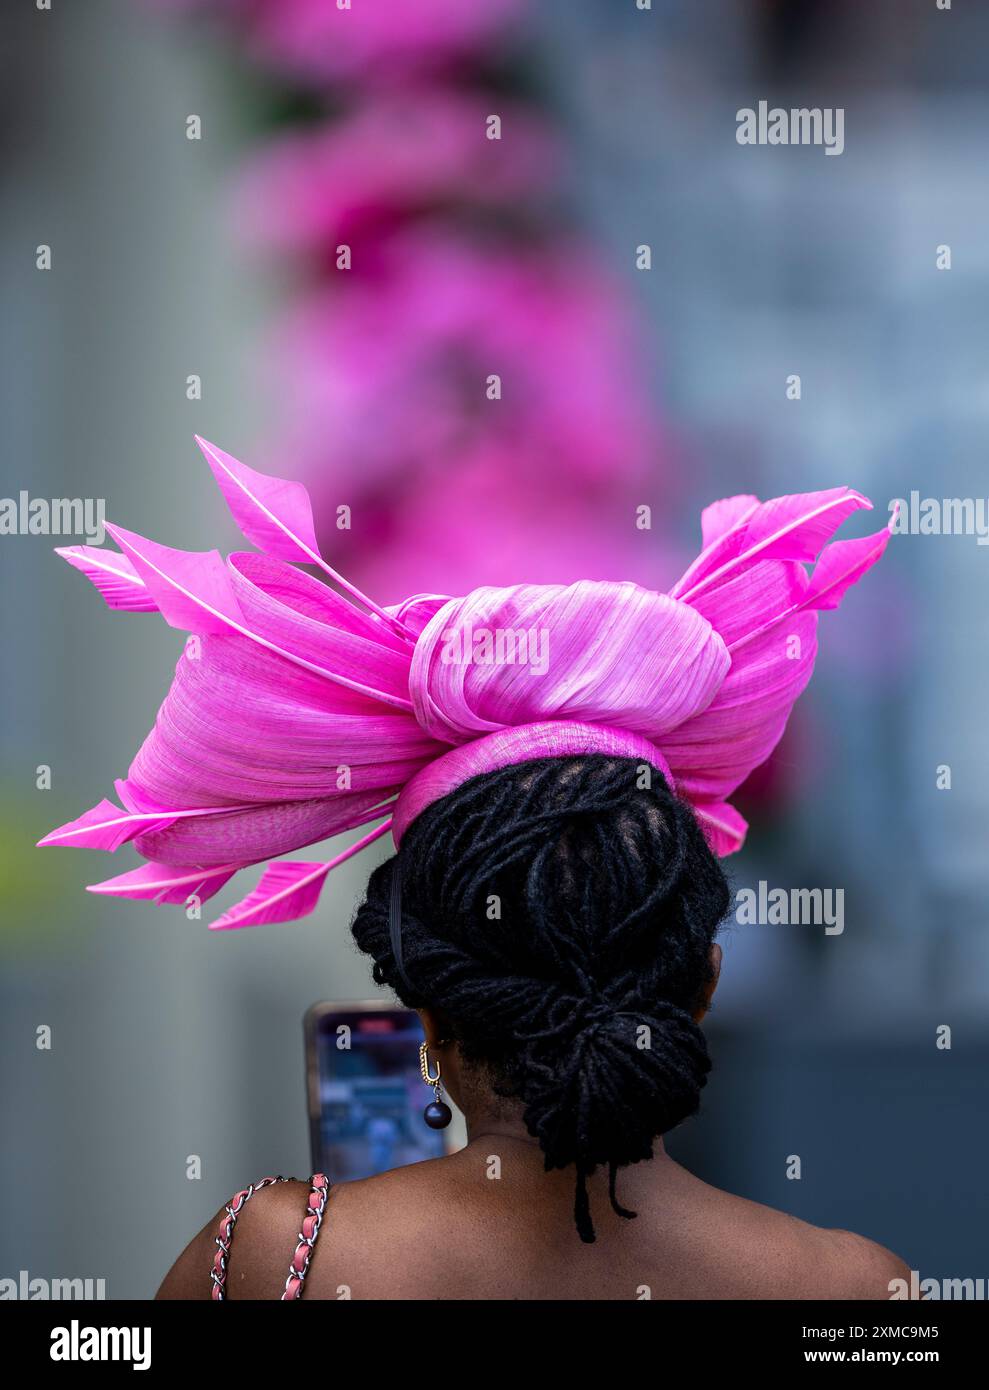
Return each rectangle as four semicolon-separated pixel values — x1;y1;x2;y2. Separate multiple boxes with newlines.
152;0;678;606
260;232;667;595
268;233;662;498
151;0;525;83
336;460;674;599
249;0;525;82
236;91;559;252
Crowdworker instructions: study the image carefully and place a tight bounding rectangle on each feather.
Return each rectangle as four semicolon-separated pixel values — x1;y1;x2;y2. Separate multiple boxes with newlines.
37;798;260;852
86;861;241;904
728;521;893;655
700;495;760;550
37;799;180;851
196;436;414;643
103;523;246;636
670;496;761;599
210;818;392;931
104;522;413;711
208;861;331;932
55;545;157;612
802;521;894;612
679;489;872;602
691;800;748;856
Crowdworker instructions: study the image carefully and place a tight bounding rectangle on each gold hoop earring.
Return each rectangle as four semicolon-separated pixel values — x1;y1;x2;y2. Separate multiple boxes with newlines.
419;1041;451;1130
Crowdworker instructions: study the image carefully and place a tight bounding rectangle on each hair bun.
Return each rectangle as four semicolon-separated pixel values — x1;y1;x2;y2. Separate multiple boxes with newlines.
520;996;711;1177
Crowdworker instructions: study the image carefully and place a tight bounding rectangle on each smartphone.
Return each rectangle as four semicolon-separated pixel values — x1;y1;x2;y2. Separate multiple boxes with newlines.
305;1000;456;1181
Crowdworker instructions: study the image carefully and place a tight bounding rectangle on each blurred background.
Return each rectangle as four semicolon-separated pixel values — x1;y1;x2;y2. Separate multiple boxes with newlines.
2;0;987;1297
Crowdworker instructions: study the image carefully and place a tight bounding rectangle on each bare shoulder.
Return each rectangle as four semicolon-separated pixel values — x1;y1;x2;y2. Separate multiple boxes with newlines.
680;1173;910;1300
156;1156;469;1302
819;1227;913;1301
156;1178;314;1301
736;1202;910;1300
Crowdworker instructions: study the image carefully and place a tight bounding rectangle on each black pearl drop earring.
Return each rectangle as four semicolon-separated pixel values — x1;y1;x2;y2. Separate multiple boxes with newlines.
419;1040;452;1129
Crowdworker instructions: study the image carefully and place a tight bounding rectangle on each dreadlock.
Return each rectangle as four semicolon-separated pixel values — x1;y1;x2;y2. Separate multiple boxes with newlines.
350;753;731;1243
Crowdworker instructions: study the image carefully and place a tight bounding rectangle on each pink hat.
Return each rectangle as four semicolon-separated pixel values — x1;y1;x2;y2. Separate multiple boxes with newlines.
41;438;893;930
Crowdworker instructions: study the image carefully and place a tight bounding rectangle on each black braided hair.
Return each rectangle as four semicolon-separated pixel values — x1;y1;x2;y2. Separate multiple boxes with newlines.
350;753;731;1243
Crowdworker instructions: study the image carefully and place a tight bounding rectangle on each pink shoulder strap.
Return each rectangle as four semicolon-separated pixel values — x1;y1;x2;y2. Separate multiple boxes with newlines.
210;1173;331;1301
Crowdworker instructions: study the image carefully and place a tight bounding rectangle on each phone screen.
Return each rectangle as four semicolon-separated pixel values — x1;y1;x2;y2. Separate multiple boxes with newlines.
305;1001;450;1182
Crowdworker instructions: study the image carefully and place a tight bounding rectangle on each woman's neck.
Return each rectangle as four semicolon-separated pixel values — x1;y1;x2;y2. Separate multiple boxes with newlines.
461;1110;668;1164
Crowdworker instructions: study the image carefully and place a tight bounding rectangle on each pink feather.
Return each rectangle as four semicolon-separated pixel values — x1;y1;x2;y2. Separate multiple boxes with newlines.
803;521;894;612
699;495;759;550
210;819;393;931
87;861;241;904
678;489;872;602
37;798;261;852
209;861;331;932
196;436;415;642
104;523;246;636
728;521;894;655
196;436;321;562
734;488;871;563
55;545;157;612
691;800;749;857
37;799;180;851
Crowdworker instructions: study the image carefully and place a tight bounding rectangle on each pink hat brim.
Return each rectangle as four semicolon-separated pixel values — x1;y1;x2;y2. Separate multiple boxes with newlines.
391;720;673;846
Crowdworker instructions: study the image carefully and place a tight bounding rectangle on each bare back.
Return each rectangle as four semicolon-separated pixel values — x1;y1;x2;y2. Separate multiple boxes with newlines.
159;1141;909;1301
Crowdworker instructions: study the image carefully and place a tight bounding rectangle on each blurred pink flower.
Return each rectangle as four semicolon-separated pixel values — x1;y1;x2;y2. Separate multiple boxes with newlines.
247;0;526;82
151;0;525;83
336;461;675;599
236;91;559;253
260;233;667;595
268;232;661;495
151;0;677;603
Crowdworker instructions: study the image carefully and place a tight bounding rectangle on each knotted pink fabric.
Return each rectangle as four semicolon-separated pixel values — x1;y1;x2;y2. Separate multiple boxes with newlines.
42;439;893;930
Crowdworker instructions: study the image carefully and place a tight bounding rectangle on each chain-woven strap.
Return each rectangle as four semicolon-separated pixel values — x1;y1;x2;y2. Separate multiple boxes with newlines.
211;1175;290;1301
281;1173;330;1300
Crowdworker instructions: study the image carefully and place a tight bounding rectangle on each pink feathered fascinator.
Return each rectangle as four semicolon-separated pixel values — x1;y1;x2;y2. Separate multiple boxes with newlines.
42;439;893;930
